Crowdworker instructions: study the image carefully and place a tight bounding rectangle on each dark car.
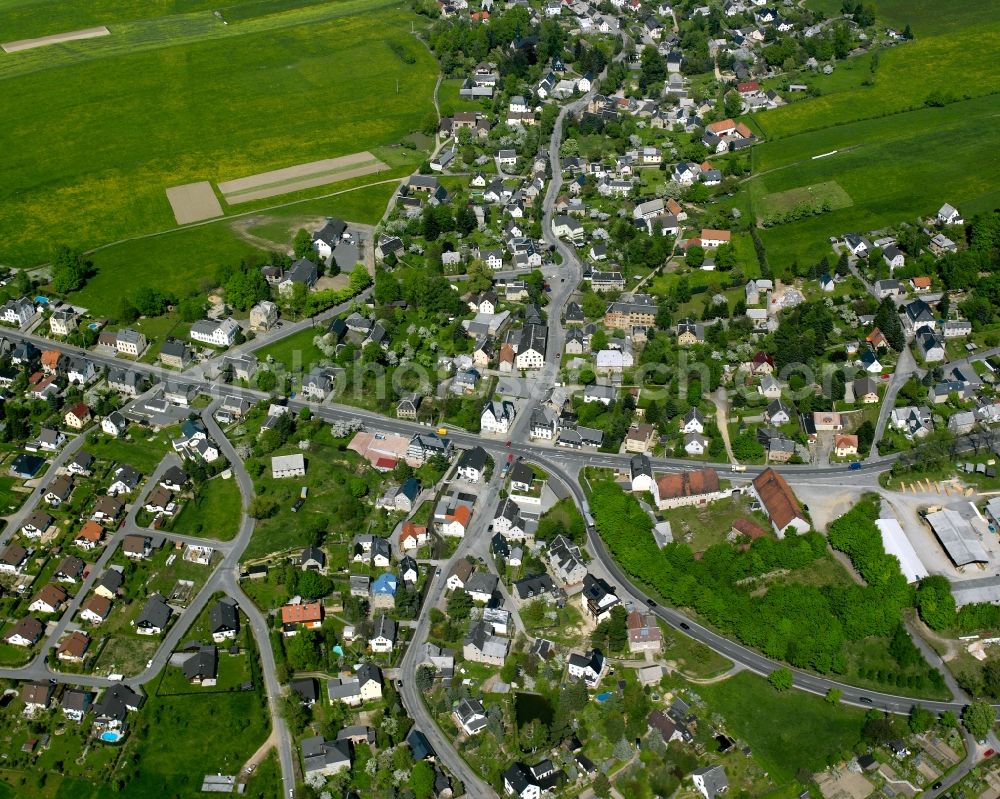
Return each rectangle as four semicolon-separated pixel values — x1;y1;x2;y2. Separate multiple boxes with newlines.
849;462;862;471
679;622;690;630
646;598;657;607
933;783;943;790
859;696;873;704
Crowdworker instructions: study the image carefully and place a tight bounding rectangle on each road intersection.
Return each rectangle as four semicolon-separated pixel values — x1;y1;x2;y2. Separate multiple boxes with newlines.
0;35;993;798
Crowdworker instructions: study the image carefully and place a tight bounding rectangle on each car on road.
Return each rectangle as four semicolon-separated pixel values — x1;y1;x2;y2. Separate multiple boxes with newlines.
435;567;441;576
985;749;996;758
679;622;690;630
505;440;511;447
933;783;943;790
646;598;657;607
859;696;873;704
849;462;862;470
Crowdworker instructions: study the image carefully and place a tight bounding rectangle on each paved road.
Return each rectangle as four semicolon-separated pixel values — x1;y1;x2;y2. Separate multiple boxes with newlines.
0;399;298;796
870;345;920;459
397;463;507;799
542;457;1000;712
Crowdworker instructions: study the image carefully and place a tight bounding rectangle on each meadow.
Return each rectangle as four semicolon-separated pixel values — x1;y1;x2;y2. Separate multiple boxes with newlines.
746;95;1000;268
71;180;397;316
753;16;1000;140
0;0;436;266
697;671;866;781
805;0;1000;37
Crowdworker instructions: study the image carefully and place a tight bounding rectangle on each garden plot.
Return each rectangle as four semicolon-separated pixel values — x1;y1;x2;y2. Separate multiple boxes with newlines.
218;152;389;204
2;25;109;53
165;181;224;225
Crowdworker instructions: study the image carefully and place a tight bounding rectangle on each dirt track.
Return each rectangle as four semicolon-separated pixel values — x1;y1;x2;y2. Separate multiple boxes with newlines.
2;26;110;53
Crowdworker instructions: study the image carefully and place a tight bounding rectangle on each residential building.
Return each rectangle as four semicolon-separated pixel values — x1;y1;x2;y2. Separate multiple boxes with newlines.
751;468;809;537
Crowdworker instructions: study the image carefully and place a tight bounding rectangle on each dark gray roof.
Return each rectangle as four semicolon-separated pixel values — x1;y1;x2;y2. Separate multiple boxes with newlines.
209;598;239;634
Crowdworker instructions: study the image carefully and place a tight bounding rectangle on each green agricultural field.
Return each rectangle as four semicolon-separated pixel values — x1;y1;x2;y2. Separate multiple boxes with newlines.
753;18;1000;140
746;95;1000;268
0;0;436;267
697;672;866;782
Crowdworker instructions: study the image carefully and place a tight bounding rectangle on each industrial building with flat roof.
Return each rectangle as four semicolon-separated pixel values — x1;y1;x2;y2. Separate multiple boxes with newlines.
925;507;990;567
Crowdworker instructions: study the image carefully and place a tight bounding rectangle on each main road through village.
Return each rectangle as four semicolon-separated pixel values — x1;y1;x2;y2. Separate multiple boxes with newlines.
0;35;993;799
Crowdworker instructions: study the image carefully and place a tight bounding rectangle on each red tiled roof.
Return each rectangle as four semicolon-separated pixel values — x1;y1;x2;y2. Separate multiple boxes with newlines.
656;468;720;500
701;228;732;242
731;518;767;540
752;468;804;532
706;119;736;135
281;601;323;625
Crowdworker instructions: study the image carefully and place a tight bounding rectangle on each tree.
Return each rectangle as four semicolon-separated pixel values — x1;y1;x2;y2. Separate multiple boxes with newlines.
768;668;793;691
582;291;605;319
248;496;278;519
117;296;139;324
132;286;170;317
410;761;435;799
963;701;996;740
685;245;705;269
293;229;313;259
874;297;905;351
256;370;277;392
446;589;472;620
226;264;270;311
639;45;666;90
916;576;957;631
51;245;91;293
723;90;742;119
909;705;935;733
415;666;434;693
826;688;842;704
593;772;612;799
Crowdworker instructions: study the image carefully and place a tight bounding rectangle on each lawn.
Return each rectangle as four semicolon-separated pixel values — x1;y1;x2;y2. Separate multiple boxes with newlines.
746;95;1000;267
118;677;269;797
696;671;867;782
438;78;487;117
257;325;329;375
0;0;437;266
171;475;243;541
84;427;176;474
0;475;26;514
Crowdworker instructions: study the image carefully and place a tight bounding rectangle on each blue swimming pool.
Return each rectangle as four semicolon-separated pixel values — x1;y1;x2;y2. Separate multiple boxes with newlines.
99;731;122;743
595;692;613;702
